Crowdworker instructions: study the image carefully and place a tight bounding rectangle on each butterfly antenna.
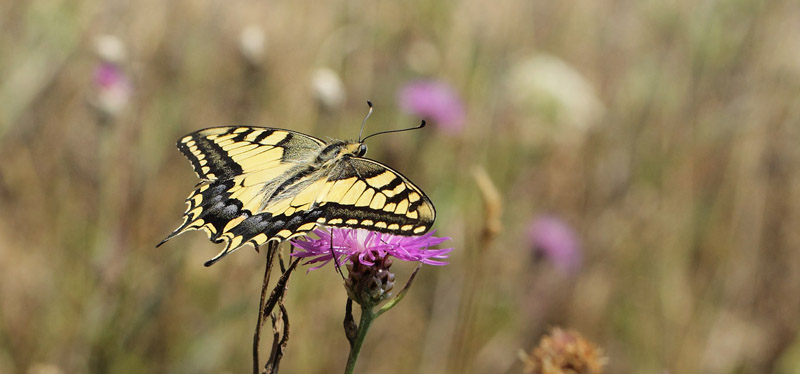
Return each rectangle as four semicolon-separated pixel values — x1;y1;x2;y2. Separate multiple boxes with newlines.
361;120;426;143
358;100;374;142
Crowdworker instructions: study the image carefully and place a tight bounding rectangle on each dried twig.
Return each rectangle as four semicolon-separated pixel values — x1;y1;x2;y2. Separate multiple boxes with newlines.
253;242;279;374
264;303;291;374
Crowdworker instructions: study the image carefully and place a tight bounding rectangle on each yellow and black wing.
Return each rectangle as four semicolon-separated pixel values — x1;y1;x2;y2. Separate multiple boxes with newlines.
175;126;325;182
160;126;436;266
158;126;327;265
315;158;435;235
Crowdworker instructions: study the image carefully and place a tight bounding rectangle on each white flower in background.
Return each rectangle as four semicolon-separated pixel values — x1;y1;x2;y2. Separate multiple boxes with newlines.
94;35;126;63
239;25;266;63
506;54;604;142
311;67;346;110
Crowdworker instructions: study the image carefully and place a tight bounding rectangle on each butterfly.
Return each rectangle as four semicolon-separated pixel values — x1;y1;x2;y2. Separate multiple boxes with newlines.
158;123;436;266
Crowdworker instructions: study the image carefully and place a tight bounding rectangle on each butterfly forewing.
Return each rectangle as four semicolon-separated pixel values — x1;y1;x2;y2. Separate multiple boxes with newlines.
160;126;436;266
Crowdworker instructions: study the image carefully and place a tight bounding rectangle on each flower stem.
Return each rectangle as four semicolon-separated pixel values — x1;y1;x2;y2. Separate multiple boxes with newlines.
344;306;376;374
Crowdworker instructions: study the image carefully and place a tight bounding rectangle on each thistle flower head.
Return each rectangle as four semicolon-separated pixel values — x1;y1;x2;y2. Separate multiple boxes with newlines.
344;254;396;306
527;215;581;274
398;80;466;135
291;227;452;270
92;61;131;117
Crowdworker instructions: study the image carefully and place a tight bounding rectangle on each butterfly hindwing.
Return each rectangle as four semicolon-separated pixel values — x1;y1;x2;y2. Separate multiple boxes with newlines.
160;127;325;251
315;158;435;235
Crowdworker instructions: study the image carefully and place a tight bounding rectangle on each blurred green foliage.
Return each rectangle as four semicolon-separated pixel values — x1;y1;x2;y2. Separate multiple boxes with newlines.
1;0;800;373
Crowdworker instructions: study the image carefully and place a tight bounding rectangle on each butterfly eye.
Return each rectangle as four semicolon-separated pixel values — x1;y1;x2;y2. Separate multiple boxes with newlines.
357;144;367;157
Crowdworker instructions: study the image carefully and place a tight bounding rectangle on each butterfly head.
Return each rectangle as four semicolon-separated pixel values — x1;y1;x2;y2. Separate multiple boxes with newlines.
339;141;368;158
317;140;367;163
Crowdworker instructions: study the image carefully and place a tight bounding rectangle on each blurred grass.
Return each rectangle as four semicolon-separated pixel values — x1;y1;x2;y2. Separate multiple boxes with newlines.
2;0;800;373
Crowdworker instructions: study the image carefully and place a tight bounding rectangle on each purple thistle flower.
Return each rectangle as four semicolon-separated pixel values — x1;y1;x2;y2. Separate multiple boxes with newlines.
291;228;453;270
92;62;131;115
398;80;466;135
527;216;581;274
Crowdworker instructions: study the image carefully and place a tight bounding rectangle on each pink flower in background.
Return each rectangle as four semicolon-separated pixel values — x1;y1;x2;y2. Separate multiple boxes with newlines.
93;61;131;116
527;216;581;274
291;228;452;270
398;80;465;134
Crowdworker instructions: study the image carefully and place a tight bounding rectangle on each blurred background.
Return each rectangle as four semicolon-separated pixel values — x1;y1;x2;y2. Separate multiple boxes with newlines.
2;0;800;373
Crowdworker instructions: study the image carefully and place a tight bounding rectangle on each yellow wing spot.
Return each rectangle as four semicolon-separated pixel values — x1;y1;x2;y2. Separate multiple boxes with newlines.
413;226;427;234
362;219;374;226
189;218;205;229
258;132;290;145
401;224;414;231
383;182;406;197
222;216;246;233
286;231;309;240
198;159;207;166
195;152;206;160
290;178;327;208
234;127;249;133
345;219;359;225
369;192;387;210
327;177;358;201
188;145;199;153
355;189;375;207
228;235;244;250
366;171;396;188
407;210;419;219
226;143;260;157
235;147;284;167
221;142;256;154
244;131;266;142
250;233;268;245
263;198;291;216
340;180;367;205
374;222;387;229
416;204;434;220
408;192;421;202
192;194;203;206
220;140;258;152
214;133;238;142
215;139;235;148
206;173;217;179
188;206;204;218
317;217;327;223
276;229;292;238
182;137;194;144
328;218;343;225
395;199;409;214
283;207;297;216
383;202;397;212
201;166;211;175
387;223;399;231
241;162;293;186
298;222;317;231
198;184;210;193
230;186;263;212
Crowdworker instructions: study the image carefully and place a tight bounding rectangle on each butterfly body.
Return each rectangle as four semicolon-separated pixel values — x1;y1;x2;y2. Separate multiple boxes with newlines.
159;126;435;266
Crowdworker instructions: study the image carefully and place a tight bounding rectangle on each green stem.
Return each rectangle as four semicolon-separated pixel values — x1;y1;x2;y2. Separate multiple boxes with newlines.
344;306;375;374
